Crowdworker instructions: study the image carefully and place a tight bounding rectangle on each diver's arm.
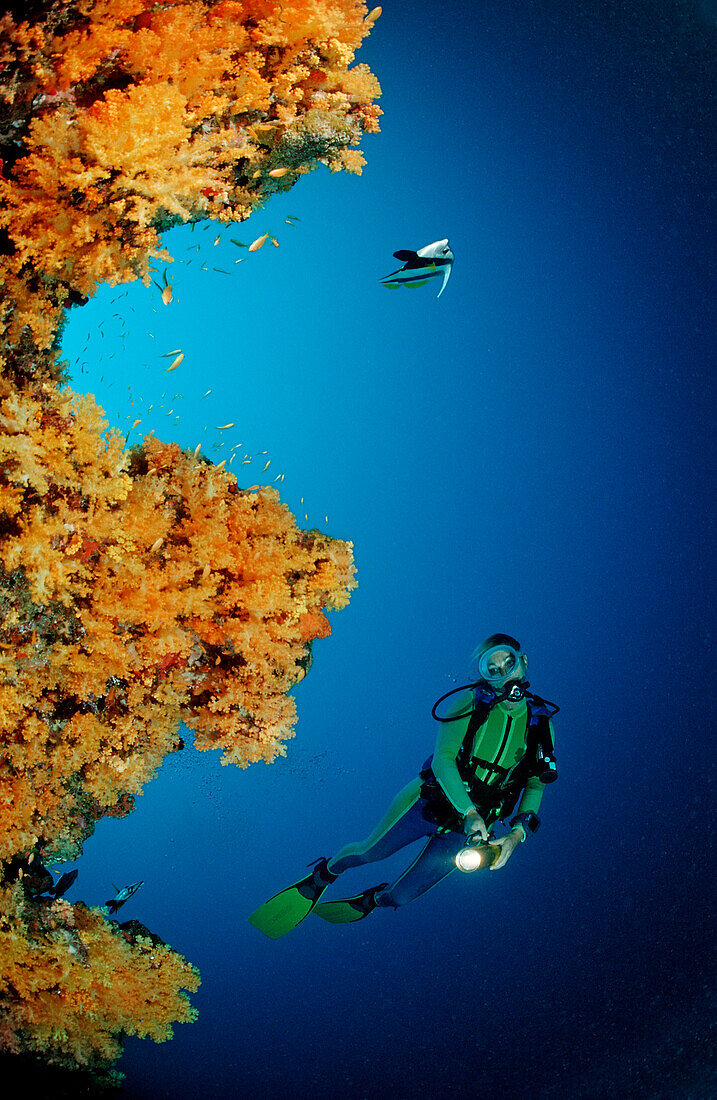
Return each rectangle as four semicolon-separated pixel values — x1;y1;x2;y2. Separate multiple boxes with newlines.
490;781;544;867
514;775;545;819
494;716;555;865
511;714;555;835
431;696;478;819
506;778;546;848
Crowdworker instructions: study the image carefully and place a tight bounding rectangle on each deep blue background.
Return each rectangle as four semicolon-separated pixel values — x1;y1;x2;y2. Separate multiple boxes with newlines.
59;2;715;1096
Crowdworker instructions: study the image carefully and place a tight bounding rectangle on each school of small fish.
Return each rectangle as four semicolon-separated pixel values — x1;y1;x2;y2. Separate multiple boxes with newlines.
70;214;340;531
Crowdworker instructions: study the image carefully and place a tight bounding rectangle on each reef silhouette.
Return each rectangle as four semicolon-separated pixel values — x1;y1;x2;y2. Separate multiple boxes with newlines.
0;0;378;1079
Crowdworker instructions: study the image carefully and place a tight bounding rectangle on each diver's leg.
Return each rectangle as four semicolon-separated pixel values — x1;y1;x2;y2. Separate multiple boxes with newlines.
374;829;463;908
327;778;433;875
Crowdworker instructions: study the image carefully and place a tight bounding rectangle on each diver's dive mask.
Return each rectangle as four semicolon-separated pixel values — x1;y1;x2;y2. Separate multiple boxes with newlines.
476;641;529;698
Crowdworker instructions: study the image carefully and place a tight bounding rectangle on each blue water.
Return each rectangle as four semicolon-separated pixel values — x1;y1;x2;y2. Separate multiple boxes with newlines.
59;2;715;1097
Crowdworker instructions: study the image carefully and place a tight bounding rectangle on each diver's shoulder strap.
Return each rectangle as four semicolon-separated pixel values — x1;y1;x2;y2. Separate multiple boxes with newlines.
453;687;523;785
458;689;494;765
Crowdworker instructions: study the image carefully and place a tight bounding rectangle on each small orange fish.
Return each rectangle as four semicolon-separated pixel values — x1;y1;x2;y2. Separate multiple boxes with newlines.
216;423;234;430
268;167;289;178
366;6;382;22
248;234;268;252
132;418;141;428
153;268;173;303
167;353;184;371
193;444;201;457
261;460;271;471
150;538;163;552
251;170;262;179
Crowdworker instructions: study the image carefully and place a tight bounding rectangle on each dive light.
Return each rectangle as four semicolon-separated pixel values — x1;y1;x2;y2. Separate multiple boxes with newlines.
455;837;501;873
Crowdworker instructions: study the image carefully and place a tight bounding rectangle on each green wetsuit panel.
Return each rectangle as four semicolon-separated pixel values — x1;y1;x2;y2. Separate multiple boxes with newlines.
431;691;553;819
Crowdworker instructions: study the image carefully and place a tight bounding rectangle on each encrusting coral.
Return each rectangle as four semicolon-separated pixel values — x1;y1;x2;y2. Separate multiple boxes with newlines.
0;0;376;1079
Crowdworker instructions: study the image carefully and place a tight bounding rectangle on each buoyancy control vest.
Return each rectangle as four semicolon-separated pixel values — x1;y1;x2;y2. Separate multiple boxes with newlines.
420;685;559;829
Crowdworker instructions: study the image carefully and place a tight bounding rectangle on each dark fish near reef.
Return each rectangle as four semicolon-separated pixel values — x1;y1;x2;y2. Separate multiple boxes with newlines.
106;880;144;915
380;239;454;298
50;869;78;898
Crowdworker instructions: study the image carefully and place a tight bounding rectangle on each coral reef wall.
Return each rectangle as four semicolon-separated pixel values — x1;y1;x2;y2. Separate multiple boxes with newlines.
0;0;377;1077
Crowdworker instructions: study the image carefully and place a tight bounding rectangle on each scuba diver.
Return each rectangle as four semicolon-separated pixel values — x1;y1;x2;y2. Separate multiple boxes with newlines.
249;635;558;938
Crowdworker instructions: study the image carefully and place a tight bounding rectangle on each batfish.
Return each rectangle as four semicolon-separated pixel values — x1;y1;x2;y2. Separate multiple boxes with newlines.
380;239;454;298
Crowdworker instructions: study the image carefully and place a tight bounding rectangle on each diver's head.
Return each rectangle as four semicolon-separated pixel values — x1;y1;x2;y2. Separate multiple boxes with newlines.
472;634;529;705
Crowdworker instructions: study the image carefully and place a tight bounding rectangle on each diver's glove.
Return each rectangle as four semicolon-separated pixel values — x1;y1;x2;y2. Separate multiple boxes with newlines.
488;828;523;871
463;808;488;841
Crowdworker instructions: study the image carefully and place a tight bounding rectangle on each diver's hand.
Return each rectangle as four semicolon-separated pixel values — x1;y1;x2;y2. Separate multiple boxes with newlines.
463;808;488;841
489;828;523;870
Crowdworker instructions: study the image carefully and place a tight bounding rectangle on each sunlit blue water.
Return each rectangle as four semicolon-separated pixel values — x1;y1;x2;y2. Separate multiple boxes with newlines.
59;2;715;1097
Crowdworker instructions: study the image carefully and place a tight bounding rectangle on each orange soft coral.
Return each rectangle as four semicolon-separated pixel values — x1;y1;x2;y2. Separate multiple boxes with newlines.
0;383;356;862
0;0;381;372
0;882;200;1073
0;0;369;1078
